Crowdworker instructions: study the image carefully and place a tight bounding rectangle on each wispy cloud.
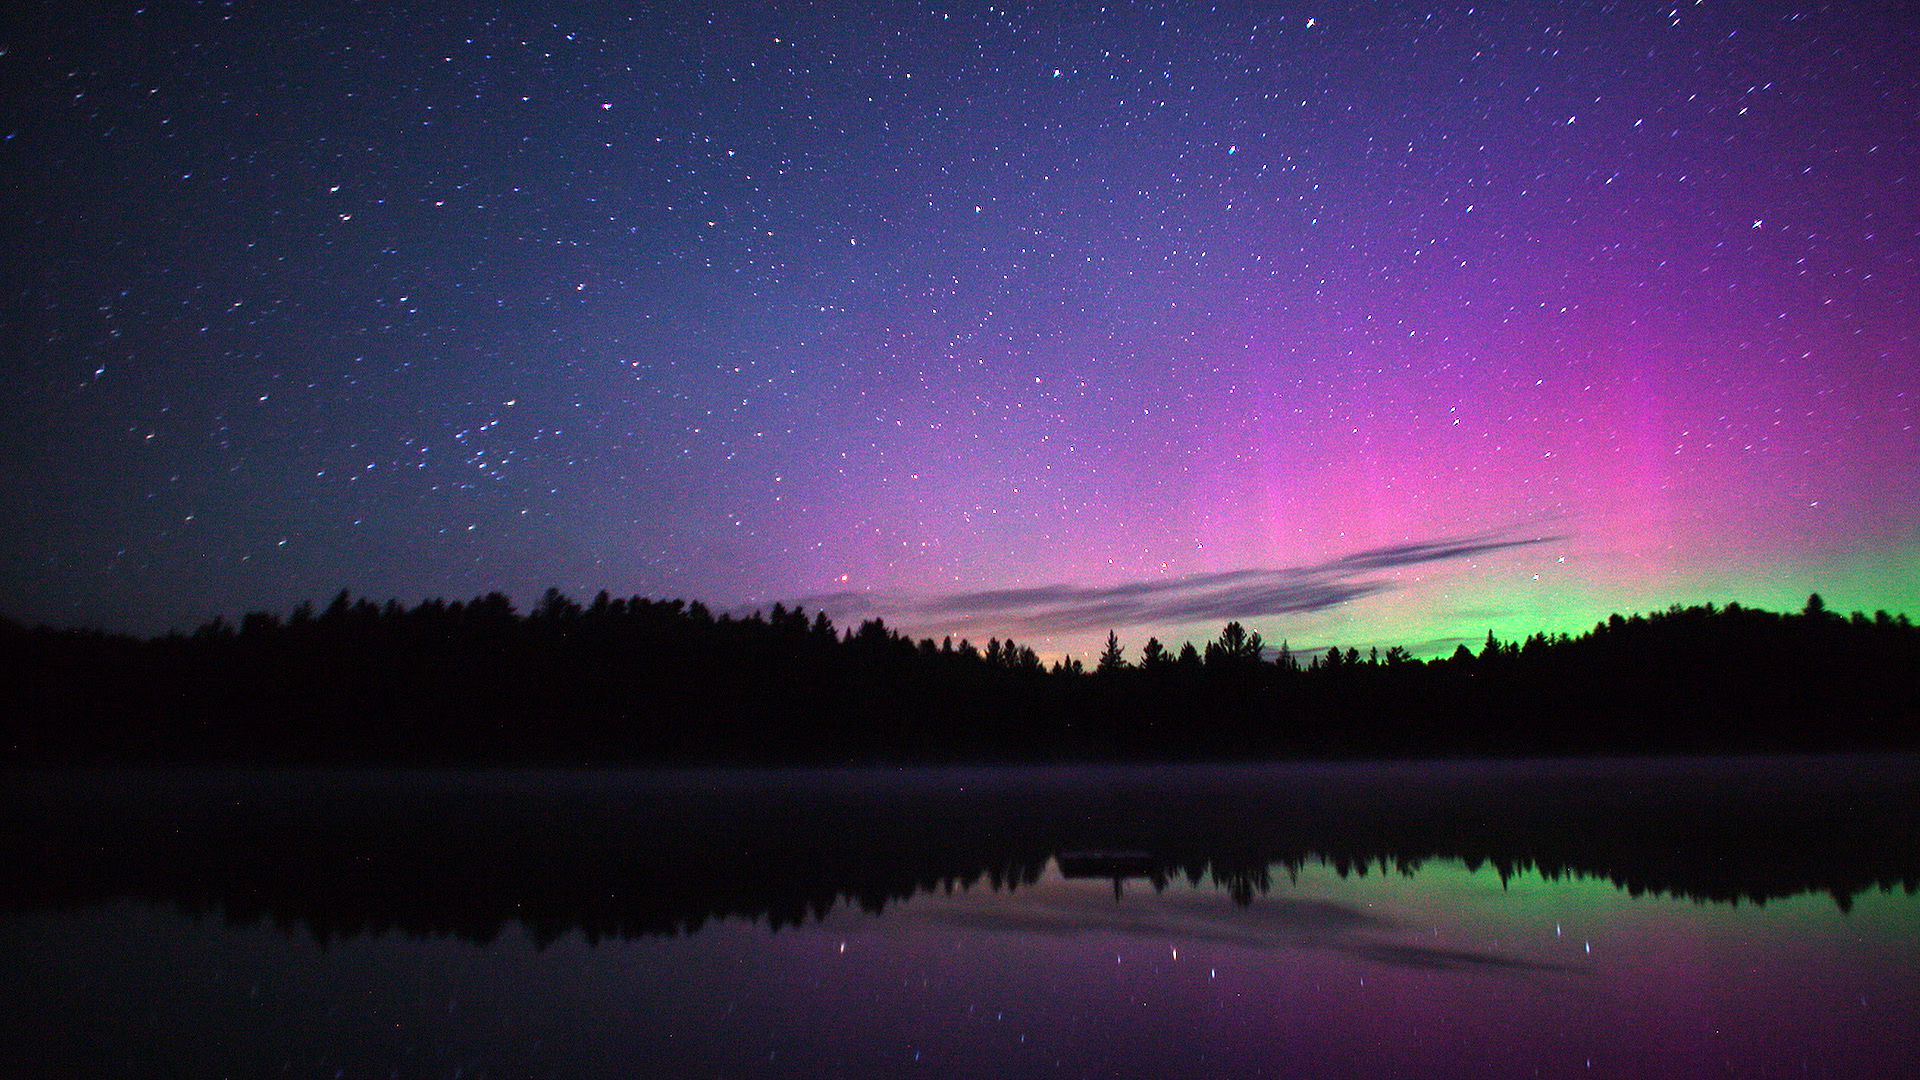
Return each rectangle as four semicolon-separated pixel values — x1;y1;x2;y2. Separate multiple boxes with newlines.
919;575;1393;634
1325;535;1562;572
793;531;1560;638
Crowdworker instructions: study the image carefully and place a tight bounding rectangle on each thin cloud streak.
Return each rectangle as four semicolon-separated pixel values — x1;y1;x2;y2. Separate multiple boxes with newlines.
1327;536;1564;571
795;532;1561;639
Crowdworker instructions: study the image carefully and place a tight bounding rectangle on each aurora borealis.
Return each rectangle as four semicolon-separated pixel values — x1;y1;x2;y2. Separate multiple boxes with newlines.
3;2;1916;658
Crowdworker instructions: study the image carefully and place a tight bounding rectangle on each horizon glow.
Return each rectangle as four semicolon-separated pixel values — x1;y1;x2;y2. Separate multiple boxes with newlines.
2;2;1916;659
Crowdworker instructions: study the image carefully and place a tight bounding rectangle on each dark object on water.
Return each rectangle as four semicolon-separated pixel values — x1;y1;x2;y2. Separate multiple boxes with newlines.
1057;851;1158;880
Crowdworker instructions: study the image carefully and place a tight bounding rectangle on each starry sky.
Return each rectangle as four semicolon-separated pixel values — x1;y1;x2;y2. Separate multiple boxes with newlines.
3;1;1917;659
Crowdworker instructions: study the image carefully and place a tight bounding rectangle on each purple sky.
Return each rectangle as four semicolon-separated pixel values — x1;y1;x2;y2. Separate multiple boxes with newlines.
3;2;1916;657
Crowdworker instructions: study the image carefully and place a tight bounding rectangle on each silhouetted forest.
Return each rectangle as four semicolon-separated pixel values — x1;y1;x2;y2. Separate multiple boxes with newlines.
1;761;1913;945
0;591;1914;763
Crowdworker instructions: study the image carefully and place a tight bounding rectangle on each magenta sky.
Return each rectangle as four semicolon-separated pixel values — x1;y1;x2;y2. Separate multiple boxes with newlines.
3;2;1916;657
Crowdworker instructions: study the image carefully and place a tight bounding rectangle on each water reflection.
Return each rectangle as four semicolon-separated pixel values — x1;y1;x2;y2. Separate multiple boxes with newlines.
1;756;1914;944
919;875;1576;975
1;758;1916;1079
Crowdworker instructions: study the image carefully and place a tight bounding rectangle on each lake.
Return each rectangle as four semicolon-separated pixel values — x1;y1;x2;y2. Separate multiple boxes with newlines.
2;757;1915;1078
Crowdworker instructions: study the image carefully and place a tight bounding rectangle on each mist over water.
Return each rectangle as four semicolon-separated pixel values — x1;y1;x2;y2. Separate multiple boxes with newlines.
2;757;1916;1077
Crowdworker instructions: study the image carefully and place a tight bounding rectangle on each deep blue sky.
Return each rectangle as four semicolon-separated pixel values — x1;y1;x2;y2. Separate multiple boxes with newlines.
4;1;1916;657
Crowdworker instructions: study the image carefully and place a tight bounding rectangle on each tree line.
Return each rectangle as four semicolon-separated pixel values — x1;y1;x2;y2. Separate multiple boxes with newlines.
6;759;1912;951
0;591;1913;763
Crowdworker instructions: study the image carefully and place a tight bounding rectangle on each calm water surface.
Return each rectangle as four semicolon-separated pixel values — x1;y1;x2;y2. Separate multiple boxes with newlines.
2;757;1915;1078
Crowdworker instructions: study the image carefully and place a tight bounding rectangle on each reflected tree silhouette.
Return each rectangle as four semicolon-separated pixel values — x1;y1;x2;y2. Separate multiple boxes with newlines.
0;761;1913;946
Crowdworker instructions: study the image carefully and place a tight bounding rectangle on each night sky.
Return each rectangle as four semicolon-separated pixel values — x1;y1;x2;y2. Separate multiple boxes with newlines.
4;1;1916;659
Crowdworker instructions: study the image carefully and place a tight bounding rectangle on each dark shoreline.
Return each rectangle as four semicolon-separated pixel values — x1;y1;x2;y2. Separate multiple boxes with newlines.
3;756;1916;947
3;593;1915;766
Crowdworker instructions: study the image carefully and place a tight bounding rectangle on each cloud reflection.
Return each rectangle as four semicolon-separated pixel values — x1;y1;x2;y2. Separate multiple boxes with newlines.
910;874;1573;974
